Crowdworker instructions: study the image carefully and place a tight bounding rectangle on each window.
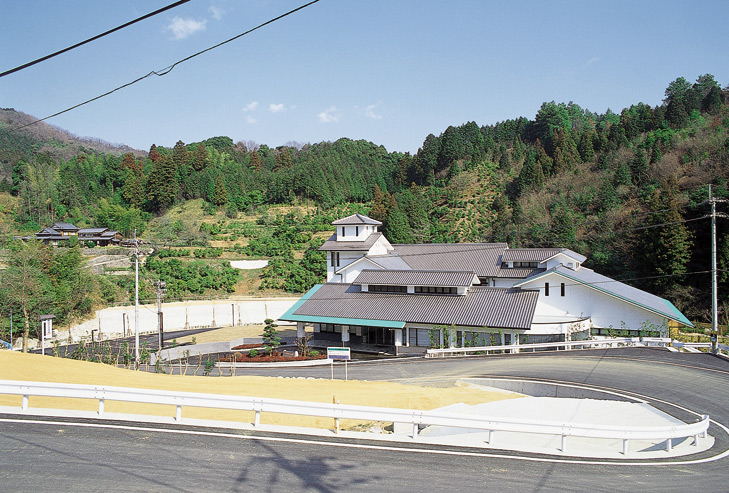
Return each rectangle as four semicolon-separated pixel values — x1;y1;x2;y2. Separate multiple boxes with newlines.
341;227;345;237
336;252;340;267
369;285;406;293
330;252;335;267
512;261;538;268
561;282;565;296
544;282;550;296
414;286;456;294
356;226;359;236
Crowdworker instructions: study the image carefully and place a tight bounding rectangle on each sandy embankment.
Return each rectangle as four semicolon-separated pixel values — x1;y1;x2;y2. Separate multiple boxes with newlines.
0;351;520;430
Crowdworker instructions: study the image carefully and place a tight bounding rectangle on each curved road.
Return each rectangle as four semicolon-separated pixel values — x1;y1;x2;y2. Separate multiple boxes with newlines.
2;347;728;491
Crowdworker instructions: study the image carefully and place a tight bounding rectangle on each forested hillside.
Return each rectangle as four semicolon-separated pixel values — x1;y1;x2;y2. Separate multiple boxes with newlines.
1;74;728;333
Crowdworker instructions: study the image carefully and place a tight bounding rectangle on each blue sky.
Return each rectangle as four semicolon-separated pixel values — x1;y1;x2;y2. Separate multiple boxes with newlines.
1;1;727;154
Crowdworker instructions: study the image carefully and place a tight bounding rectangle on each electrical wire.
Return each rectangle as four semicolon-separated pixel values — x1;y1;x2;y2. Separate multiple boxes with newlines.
0;0;191;78
0;0;321;136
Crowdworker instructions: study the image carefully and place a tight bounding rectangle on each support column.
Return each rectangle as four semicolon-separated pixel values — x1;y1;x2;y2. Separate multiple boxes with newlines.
394;328;403;347
297;322;305;338
405;326;410;346
341;325;350;345
514;332;520;354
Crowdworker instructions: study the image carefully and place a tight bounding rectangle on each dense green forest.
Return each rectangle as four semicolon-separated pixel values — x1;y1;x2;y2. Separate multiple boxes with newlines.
1;74;728;345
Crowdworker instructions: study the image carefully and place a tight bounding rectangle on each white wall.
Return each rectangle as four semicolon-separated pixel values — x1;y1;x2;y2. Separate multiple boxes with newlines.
520;273;667;332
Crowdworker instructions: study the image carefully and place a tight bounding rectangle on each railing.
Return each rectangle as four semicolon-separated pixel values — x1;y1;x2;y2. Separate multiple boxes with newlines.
672;341;729;357
0;380;708;455
425;337;671;358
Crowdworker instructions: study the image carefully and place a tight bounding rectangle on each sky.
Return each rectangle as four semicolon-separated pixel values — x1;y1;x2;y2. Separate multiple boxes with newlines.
1;0;728;154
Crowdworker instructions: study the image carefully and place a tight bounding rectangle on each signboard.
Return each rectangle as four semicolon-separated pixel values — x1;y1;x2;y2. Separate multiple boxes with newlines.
327;347;351;360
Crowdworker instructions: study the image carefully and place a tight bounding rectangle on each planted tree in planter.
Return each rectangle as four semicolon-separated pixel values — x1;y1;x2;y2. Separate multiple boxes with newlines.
262;318;282;356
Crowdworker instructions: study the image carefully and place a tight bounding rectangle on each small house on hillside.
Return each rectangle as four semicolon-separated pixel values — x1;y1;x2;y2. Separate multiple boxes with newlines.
27;223;123;246
280;213;693;354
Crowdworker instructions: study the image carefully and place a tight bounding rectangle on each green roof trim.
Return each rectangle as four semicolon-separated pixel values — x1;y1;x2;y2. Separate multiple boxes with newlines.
278;284;406;329
515;269;694;327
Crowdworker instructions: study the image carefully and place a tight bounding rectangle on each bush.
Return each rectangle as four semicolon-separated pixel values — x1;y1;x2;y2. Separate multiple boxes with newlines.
309;350;319;357
248;349;259;358
86;240;95;248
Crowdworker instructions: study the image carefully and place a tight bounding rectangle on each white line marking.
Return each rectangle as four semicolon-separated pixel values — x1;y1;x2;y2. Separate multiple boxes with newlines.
2;416;728;467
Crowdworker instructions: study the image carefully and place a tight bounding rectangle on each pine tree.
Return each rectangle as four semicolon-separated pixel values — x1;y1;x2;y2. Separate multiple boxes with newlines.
212;175;227;206
517;150;544;195
148;144;161;163
578;131;595;163
637;177;693;295
249;150;261;171
192;143;208;171
369;185;388;223
262;318;281;356
383;196;412;243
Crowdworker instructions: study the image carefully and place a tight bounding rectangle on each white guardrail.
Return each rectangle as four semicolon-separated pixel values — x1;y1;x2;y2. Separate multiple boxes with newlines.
425;337;671;358
0;379;709;455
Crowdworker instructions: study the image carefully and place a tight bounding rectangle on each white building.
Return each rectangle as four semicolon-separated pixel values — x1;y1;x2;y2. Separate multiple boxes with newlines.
279;213;692;353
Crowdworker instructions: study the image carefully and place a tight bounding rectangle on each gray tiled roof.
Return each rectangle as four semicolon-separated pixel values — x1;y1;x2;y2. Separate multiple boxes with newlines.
393;243;507;278
501;248;586;264
319;232;385;251
366;254;412;270
496;267;546;278
353;269;478;287
331;213;382;226
501;248;561;262
293;283;538;329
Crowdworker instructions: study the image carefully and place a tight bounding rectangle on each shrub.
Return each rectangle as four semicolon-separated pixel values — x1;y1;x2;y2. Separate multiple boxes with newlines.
309;350;319;357
248;349;259;358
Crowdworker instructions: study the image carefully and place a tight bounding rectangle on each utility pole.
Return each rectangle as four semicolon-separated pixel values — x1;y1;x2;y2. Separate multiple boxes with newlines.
134;229;140;368
710;185;718;355
9;308;12;349
154;280;166;350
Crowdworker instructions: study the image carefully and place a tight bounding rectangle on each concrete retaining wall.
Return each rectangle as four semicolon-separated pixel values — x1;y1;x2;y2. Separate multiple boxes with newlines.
459;378;638;402
37;297;300;349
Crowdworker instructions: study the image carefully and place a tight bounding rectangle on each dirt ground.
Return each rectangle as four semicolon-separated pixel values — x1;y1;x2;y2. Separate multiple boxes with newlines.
0;350;520;430
174;324;307;344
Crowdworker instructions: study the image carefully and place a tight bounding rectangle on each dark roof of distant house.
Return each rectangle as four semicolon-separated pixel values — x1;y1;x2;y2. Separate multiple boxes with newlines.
319;232;385;251
36;227;65;239
78;228;109;235
286;283;538;329
393;243;507;278
331;213;382;226
353;269;478;287
50;222;79;231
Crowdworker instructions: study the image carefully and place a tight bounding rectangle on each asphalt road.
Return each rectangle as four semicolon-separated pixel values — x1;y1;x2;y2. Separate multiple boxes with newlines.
2;347;728;491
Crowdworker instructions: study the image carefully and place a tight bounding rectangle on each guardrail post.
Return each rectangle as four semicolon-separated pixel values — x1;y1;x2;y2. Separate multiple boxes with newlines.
561;434;567;452
622;439;629;455
254;410;260;427
98;398;105;416
176;405;182;422
665;438;672;452
22;394;28;410
693;434;700;446
412;422;418;439
486;429;493;445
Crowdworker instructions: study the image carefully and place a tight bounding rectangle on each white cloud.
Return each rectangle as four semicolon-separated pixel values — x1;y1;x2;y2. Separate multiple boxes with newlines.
318;106;339;123
243;101;258;112
246;116;257;124
166;16;207;40
585;57;600;67
209;5;225;20
365;103;382;120
269;103;285;113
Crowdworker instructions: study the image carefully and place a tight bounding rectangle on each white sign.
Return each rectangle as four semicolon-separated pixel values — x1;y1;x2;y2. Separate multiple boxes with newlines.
327;347;351;360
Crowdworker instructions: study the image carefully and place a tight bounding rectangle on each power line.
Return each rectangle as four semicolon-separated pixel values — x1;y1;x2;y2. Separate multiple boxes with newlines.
0;0;321;136
0;0;191;78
